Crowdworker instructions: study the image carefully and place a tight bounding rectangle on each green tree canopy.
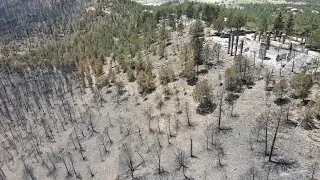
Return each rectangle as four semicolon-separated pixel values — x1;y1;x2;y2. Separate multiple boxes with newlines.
273;12;284;32
285;13;295;36
213;13;225;32
308;30;320;47
290;73;313;100
226;12;246;32
189;19;204;37
258;16;268;32
273;79;288;99
193;79;213;105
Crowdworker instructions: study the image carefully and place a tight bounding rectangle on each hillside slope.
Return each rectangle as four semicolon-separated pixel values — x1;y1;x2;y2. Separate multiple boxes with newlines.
0;0;91;36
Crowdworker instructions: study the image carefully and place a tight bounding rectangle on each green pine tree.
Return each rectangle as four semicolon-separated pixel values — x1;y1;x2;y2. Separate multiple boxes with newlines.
185;2;194;19
273;12;284;32
285;13;295;36
259;16;268;33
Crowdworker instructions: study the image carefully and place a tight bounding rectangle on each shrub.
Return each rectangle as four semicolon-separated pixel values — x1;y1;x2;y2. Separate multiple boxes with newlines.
107;68;117;84
163;86;172;100
312;94;320;120
303;103;319;130
290;73;313;100
273;79;288;99
264;70;272;90
116;53;128;72
225;56;254;91
92;59;104;76
115;65;121;74
137;70;156;94
159;66;175;85
135;58;153;73
193;79;213;105
158;41;166;59
233;55;252;83
127;68;136;82
180;45;196;80
96;75;110;89
181;59;196;79
313;72;320;85
224;65;240;91
86;77;93;90
115;80;125;96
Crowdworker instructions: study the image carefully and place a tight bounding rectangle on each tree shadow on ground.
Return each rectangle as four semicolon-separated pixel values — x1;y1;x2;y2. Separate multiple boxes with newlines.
197;69;208;75
274;97;290;106
196;102;217;115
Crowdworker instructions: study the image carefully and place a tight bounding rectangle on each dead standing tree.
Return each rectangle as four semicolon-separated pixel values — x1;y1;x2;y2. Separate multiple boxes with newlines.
205;126;212;151
155;145;165;175
218;89;224;130
213;43;222;64
87;114;99;135
262;111;271;156
190;138;196;158
185;102;192;127
103;127;113;145
98;133;110;156
174;149;190;179
144;106;154;133
310;162;319;180
0;163;5;180
68;152;81;179
120;143;144;179
57;152;72;177
269;107;284;162
22;162;36;180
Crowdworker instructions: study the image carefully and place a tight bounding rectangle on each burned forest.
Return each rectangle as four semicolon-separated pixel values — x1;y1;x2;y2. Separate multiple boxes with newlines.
0;0;320;179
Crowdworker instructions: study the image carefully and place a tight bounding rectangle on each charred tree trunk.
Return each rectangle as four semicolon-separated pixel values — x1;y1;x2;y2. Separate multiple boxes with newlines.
269;110;282;162
235;35;239;56
231;34;235;56
218;90;224;130
190;138;195;158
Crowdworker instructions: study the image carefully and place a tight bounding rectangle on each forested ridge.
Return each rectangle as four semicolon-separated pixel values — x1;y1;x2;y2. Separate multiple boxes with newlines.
2;0;320;74
285;0;320;4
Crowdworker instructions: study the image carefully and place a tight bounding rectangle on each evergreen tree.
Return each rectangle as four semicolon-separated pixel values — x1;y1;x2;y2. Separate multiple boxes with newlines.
154;10;161;23
189;19;204;38
273;12;284;33
309;30;320;47
226;12;245;32
176;7;183;20
185;2;194;19
202;4;218;25
259;16;268;33
168;14;176;31
290;73;313;100
285;13;294;36
177;20;184;33
202;5;211;23
193;79;213;106
213;15;225;33
233;12;246;32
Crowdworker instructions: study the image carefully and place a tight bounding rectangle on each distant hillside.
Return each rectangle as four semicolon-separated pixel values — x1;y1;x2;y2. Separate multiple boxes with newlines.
0;0;91;36
285;0;319;3
135;0;289;5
